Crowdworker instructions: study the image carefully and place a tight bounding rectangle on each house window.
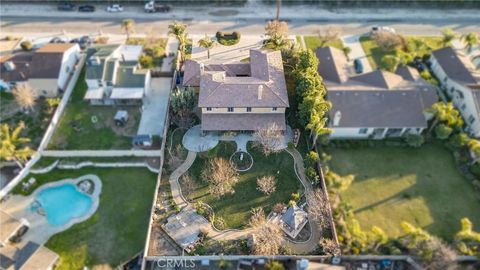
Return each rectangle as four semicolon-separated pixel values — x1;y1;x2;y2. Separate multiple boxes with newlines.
359;128;368;134
98;80;103;87
461;104;466;111
246;107;252;112
469;115;475;124
227;107;234;112
272;107;277;111
206;107;212;111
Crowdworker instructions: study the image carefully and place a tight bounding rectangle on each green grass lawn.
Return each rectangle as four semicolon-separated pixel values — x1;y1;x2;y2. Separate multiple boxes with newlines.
329;143;480;240
185;142;303;229
301;36;345;51
16;167;157;269
48;69;140;150
360;36;443;70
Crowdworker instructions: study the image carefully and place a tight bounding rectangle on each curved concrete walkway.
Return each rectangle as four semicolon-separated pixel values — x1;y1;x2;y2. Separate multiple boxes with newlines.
168;147;321;254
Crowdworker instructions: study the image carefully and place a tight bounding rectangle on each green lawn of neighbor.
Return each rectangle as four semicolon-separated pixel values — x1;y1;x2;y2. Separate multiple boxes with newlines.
48;69;140;150
301;35;345;51
360;36;444;70
184;142;303;229
15;167;157;269
329;143;480;240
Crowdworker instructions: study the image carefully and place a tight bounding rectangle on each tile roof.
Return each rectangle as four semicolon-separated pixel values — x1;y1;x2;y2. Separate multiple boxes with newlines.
315;46;348;84
431;47;479;85
183;60;250;87
201;113;286;131
197;49;289;108
0;210;23;244
328;89;438;128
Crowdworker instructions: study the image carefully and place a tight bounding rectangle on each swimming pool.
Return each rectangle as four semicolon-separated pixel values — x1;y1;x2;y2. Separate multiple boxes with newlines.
34;183;93;227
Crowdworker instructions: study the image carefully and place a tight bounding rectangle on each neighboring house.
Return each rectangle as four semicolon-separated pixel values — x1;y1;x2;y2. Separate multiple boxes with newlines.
183;49;289;132
84;44;151;105
0;43;81;96
316;46;438;139
430;47;480;138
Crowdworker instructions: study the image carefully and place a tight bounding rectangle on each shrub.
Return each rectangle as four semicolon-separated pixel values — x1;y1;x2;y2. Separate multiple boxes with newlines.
291;192;300;201
20;41;33;51
405;133;424;148
138;54;154;69
435;124;453;140
214;217;226;230
216;31;241;46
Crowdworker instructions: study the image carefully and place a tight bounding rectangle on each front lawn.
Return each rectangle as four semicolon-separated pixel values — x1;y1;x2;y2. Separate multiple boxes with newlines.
330;143;480;240
48;70;140;150
360;36;444;70
184;142;303;229
16;167;157;269
301;36;345;51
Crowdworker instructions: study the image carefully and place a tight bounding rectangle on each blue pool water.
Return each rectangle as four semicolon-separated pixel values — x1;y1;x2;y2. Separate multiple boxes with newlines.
35;184;93;227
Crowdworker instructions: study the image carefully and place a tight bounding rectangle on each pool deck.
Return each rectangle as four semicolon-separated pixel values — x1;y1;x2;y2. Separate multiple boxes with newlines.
0;175;102;245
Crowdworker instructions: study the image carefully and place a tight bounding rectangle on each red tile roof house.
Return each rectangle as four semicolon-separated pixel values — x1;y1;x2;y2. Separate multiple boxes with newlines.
183;49;289;133
315;46;438;139
0;43;81;97
430;47;480;138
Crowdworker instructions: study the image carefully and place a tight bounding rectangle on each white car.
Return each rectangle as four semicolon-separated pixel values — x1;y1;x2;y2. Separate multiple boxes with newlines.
371;26;396;34
106;4;123;12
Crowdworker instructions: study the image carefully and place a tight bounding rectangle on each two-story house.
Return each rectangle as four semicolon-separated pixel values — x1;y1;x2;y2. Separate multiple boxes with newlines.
183;49;289;132
430;47;480;138
315;46;438;139
83;44;151;105
0;43;81;97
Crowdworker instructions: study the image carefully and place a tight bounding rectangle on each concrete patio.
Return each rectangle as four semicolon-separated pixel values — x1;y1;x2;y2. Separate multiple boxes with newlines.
137;77;171;136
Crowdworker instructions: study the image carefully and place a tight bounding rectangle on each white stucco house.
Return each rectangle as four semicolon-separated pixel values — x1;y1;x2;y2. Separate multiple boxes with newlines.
0;43;81;97
315;47;438;139
430;47;480;138
83;44;151;105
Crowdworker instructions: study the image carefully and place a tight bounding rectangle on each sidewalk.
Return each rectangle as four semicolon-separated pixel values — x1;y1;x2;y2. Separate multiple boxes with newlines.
1;3;479;22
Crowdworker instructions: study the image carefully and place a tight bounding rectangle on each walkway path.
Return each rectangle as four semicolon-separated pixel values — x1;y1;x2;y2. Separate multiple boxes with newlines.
168;151;197;209
42;150;162;157
342;35;373;73
167;146;321;253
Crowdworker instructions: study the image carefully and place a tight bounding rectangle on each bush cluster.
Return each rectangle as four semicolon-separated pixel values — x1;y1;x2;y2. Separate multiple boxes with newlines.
215;31;241;46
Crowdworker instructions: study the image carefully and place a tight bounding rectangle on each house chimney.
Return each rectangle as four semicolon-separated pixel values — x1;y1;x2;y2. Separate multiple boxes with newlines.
200;63;205;73
257;85;263;100
333;111;342;126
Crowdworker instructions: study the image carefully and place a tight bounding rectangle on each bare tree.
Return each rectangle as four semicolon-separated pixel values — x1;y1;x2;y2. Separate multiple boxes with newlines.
315;27;342;47
12;83;37;112
257;175;277;195
272;203;286;214
372;32;405;52
180;173;196;198
202;158;239;198
319;238;341;256
254;123;283;156
265;20;289;39
249;208;284;255
306;189;331;230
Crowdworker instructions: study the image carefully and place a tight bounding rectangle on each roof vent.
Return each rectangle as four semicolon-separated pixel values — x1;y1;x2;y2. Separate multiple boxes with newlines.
333;111;342;126
200;63;205;73
258;85;263;100
3;61;15;71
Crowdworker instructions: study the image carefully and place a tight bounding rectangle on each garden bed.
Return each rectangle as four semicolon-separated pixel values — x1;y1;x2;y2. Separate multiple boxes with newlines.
216;31;241;46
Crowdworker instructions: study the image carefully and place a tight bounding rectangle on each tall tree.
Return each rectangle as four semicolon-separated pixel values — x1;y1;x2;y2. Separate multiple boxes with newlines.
441;28;458;47
121;19;135;40
462;32;479;53
170;86;196;118
12;83;37;112
0;122;35;168
198;34;216;59
168;22;189;67
426;102;464;133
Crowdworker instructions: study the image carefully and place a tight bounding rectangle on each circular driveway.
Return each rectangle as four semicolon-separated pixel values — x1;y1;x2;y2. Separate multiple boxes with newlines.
182;125;220;152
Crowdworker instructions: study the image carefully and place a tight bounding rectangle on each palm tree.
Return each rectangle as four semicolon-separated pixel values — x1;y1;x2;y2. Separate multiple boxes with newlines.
198;34;216;59
462;32;479;53
168;21;186;38
12;83;37;112
0;122;35;168
168;22;188;66
441;28;457;47
121;19;135;41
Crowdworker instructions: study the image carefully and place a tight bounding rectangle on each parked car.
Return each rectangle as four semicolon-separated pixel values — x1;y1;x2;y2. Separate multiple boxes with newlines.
57;2;75;11
70;36;92;49
144;1;171;13
78;5;95;12
354;58;364;74
106;4;123;12
371;26;396;34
